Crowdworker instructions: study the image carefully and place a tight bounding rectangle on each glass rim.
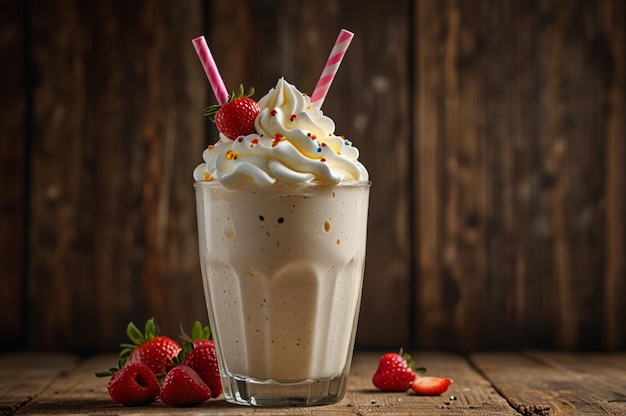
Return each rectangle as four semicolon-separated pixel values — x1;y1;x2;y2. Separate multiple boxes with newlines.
193;180;371;189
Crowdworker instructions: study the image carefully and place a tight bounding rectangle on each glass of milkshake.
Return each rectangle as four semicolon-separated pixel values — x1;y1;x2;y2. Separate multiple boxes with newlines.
193;77;369;406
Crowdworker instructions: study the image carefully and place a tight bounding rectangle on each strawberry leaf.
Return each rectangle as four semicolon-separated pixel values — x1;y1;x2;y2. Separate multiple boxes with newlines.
415;366;427;375
119;347;134;359
144;318;158;340
191;321;211;341
398;348;427;374
126;322;145;346
203;85;256;121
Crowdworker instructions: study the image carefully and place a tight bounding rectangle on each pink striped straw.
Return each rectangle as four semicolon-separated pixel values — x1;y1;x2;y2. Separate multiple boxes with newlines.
310;29;354;108
192;36;229;105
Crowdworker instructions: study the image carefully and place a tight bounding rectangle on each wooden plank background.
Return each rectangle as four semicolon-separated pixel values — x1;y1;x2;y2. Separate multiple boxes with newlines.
0;0;624;353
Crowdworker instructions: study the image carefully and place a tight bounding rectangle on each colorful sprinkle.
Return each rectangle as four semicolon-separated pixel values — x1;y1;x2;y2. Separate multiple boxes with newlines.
226;150;238;160
317;148;322;153
203;172;213;181
270;109;277;116
272;133;284;147
320;158;326;162
208;145;214;150
237;137;244;142
290;114;297;121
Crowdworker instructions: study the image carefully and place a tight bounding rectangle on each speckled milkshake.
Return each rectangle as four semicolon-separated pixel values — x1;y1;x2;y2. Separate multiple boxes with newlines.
193;79;370;406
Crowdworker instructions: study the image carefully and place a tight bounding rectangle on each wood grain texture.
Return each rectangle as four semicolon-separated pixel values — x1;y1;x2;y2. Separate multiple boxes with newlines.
4;351;520;415
0;352;79;415
601;0;626;351
0;0;26;351
28;0;207;351
470;351;626;415
413;0;626;350
10;351;622;415
0;0;624;352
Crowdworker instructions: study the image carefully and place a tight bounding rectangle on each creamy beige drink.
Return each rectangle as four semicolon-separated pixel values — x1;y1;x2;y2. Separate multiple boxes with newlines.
194;79;369;406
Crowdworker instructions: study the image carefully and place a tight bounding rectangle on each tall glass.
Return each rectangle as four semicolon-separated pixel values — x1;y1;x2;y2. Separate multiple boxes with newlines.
194;180;370;406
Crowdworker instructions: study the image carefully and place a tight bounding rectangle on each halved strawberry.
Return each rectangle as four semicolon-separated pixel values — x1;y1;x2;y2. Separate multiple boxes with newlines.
204;85;260;140
105;362;160;406
410;376;453;396
372;350;425;392
160;365;212;407
120;318;182;376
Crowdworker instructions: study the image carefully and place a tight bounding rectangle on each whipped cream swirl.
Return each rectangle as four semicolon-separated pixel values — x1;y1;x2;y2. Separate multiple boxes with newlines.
193;78;368;189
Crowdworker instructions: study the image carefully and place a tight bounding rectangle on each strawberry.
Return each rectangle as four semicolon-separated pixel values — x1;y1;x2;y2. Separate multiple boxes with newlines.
179;321;222;398
204;85;260;140
105;362;160;406
410;376;453;396
159;365;212;407
372;350;425;392
120;318;182;376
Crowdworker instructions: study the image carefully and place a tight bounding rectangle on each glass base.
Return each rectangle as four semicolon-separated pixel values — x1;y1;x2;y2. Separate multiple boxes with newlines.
222;373;348;407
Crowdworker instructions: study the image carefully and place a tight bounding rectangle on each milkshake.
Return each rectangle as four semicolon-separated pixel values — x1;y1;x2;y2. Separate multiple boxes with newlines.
193;78;369;406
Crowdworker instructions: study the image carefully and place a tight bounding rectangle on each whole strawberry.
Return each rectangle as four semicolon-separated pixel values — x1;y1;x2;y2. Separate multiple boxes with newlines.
105;362;160;406
179;322;222;398
372;350;425;392
204;84;260;140
160;365;212;407
120;318;182;376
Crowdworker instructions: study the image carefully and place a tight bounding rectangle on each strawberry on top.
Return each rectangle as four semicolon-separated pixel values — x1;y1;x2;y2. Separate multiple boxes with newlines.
204;85;260;140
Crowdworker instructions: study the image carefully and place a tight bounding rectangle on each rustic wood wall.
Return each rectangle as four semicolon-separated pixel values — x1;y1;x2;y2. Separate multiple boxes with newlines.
1;0;624;353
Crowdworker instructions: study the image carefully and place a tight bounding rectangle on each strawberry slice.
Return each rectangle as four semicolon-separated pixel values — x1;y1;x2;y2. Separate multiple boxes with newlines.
410;376;453;396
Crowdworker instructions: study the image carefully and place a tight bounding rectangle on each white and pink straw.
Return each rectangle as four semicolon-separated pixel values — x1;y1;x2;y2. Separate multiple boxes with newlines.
192;36;229;105
310;29;354;108
192;30;354;108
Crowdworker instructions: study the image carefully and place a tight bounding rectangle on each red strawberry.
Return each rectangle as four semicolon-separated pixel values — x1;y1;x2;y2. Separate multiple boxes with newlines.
410;376;453;396
159;365;212;407
204;85;260;140
180;322;222;398
106;362;160;406
372;350;424;392
120;318;182;376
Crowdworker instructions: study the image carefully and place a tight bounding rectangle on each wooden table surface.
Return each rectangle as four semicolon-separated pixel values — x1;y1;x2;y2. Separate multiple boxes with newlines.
1;351;625;415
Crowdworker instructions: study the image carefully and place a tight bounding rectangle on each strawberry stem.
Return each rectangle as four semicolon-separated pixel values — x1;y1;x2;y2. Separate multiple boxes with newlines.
399;348;427;374
203;84;255;121
119;318;161;367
